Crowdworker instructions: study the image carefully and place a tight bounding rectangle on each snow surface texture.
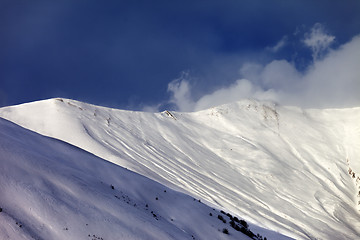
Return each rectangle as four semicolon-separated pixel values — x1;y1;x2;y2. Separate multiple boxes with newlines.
0;117;281;240
1;98;359;239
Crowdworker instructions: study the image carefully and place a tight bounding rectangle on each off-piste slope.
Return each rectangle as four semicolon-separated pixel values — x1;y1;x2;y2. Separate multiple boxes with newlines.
0;98;359;239
0;117;278;240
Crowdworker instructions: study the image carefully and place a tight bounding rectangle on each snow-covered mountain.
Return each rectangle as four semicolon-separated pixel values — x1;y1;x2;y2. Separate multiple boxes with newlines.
0;117;281;240
1;98;359;239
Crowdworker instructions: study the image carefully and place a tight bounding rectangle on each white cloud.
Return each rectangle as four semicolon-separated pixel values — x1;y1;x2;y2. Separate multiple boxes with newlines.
166;34;360;112
142;103;162;112
303;23;335;61
267;36;287;52
194;79;278;111
167;73;195;112
261;60;301;90
300;35;360;107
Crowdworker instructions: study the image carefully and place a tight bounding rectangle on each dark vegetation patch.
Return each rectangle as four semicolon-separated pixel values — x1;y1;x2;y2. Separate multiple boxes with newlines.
88;234;103;240
218;215;226;223
217;210;267;239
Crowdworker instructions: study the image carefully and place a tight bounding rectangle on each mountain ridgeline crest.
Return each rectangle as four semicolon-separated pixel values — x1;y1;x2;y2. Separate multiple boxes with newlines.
0;98;359;239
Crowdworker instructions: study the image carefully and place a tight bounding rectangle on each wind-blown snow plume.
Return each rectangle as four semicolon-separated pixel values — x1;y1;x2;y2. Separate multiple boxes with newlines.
166;24;360;112
167;73;195;112
194;79;278;111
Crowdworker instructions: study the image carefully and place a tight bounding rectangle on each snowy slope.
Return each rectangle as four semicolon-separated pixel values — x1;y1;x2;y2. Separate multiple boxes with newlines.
0;117;284;240
0;98;359;239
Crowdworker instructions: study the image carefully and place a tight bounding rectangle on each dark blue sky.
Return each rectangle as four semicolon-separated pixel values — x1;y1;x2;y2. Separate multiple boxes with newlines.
1;1;359;110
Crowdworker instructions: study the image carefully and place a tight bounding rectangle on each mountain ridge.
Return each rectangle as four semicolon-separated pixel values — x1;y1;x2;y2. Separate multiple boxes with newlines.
1;98;359;239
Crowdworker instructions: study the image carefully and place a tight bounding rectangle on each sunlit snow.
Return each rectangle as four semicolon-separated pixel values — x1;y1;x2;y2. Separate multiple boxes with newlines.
1;98;359;239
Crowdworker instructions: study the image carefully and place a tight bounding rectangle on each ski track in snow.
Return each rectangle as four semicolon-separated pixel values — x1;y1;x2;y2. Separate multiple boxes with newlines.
1;98;359;240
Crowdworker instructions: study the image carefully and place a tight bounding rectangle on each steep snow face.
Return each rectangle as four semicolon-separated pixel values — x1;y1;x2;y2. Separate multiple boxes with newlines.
1;98;359;239
0;117;282;240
